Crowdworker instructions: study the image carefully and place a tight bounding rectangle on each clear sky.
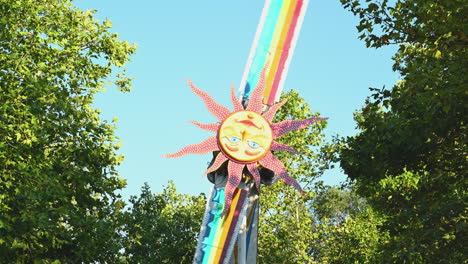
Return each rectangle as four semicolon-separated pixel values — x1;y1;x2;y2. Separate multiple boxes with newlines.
73;0;400;199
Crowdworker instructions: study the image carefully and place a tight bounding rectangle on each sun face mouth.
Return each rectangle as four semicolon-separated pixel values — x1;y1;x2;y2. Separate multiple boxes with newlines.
218;110;273;163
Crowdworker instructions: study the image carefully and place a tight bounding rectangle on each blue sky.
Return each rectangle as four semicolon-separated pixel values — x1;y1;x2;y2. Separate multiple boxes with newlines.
74;0;399;199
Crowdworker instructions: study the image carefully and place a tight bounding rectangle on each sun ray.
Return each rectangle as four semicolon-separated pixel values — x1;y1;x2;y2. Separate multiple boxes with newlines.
223;162;245;215
162;136;219;158
270;141;300;154
271;117;328;139
189;121;219;133
186;79;232;121
246;65;268;113
247;163;261;191
164;76;327;212
230;84;244;112
204;153;228;176
263;99;287;122
258;152;304;194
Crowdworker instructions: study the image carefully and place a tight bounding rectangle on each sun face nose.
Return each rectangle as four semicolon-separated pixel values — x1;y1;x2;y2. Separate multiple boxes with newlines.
218;111;272;163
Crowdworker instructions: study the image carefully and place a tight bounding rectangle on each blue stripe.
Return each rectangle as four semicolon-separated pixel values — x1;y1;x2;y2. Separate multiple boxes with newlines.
243;0;284;99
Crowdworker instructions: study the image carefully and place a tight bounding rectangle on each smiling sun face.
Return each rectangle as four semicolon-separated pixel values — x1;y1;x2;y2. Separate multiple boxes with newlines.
163;69;327;214
219;111;272;163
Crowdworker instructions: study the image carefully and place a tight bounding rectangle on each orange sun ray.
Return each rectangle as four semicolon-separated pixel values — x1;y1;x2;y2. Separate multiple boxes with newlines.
258;152;304;195
189;121;219;133
187;79;232;121
263;99;287;122
245;66;268;113
164;74;327;212
270;141;300;154
247;163;261;191
224;162;245;215
162;136;218;158
230;84;244;112
271;117;328;139
204;153;228;176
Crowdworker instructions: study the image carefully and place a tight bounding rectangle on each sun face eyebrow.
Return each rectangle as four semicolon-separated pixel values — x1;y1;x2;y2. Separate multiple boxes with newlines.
221;126;242;137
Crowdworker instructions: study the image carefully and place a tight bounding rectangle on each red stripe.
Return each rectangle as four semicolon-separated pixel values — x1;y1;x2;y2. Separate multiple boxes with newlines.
219;188;248;261
268;0;304;105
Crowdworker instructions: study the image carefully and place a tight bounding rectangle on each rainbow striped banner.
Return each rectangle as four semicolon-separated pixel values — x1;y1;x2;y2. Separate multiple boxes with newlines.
194;185;259;264
240;0;309;106
194;1;309;263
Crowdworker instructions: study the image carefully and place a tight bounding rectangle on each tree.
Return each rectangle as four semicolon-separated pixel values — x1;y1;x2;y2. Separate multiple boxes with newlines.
311;184;388;264
123;182;206;264
0;0;135;262
339;0;466;262
122;90;379;263
258;90;327;263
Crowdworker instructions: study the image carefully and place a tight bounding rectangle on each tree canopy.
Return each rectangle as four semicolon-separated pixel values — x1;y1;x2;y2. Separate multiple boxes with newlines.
339;0;467;262
2;0;465;263
0;0;135;262
123;182;206;263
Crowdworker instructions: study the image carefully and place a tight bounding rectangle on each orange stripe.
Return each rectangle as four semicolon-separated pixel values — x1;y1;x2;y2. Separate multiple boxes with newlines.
263;0;297;104
211;188;242;263
268;0;304;105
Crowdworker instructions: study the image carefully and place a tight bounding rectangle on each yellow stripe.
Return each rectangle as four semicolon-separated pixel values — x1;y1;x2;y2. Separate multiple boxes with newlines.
263;0;296;104
210;188;242;263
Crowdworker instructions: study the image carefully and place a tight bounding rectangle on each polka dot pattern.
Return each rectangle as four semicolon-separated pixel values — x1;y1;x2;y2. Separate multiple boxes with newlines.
258;152;303;194
271;117;328;139
270;141;300;154
189;121;219;133
230;84;244;112
246;65;268;113
247;163;261;192
204;152;228;176
164;74;327;212
162;136;219;158
223;162;245;215
263;99;287;122
187;79;232;122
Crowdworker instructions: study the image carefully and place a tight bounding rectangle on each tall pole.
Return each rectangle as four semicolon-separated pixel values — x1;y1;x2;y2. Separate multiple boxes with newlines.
193;1;310;263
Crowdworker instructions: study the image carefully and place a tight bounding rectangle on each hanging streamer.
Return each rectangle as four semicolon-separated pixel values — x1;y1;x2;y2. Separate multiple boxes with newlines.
193;184;259;264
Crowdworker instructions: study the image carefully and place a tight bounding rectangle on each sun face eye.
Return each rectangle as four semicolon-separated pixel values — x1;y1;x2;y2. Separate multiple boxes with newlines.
247;140;262;149
227;136;241;144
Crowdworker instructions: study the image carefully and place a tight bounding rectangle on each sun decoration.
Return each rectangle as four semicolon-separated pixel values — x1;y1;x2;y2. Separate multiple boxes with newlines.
163;70;327;213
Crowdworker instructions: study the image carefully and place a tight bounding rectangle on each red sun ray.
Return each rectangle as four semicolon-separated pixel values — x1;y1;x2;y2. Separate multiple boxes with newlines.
270;141;300;154
258;152;304;194
271;117;328;139
188;121;219;133
230;84;244;112
246;65;268;113
186;79;232;121
263;99;287;122
204;152;228;176
247;163;261;191
223;162;245;215
162;136;219;158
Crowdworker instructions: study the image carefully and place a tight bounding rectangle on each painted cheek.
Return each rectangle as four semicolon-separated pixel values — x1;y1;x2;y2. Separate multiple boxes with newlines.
224;143;239;152
244;149;261;157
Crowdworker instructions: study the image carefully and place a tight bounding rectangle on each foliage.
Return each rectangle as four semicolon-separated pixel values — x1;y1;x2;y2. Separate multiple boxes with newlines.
313;184;366;225
118;90;381;263
312;184;388;264
339;0;467;262
0;0;135;262
257;90;327;263
123;182;206;264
